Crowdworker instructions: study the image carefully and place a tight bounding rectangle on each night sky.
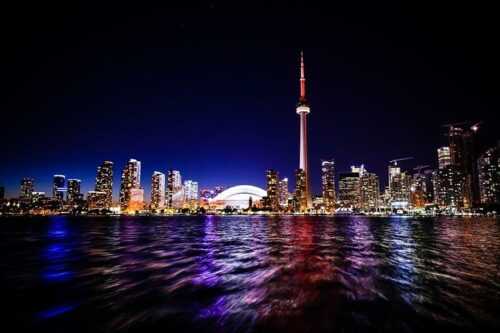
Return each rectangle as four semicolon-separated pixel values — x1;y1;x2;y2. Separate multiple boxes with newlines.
1;1;499;199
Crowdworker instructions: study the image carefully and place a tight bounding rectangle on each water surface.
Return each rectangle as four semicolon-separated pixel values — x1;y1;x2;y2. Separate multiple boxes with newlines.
1;216;499;332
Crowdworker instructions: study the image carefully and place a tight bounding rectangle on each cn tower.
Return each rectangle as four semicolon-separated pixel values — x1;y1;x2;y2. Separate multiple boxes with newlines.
296;51;312;208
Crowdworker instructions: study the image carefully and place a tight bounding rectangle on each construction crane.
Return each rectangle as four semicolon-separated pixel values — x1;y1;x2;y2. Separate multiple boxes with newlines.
389;157;414;166
413;165;430;174
442;121;482;132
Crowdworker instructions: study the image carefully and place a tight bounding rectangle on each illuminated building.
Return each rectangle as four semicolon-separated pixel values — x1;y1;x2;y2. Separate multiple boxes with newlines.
87;191;107;210
296;51;312;209
278;178;289;208
410;173;427;209
387;162;411;209
95;161;113;208
447;124;481;208
433;166;464;210
52;174;66;201
437;147;451;169
321;159;336;213
478;144;500;205
338;172;360;210
119;158;142;211
67;179;82;204
166;170;182;208
294;168;307;212
183;180;199;209
128;188;145;212
151;171;166;210
266;169;280;211
20;177;34;202
210;185;266;209
360;171;379;211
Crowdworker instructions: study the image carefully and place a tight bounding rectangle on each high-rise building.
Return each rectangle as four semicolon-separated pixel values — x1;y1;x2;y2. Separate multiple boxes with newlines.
266;169;280;211
166;170;182;208
447;124;481;208
433;166;464;210
410;173;428;209
360;172;379;212
294;168;307;212
95;161;113;209
296;51;312;209
437;147;452;169
20;178;34;202
183;180;199;209
119;159;142;211
278;178;289;208
52;174;66;201
478;144;500;205
321;159;336;213
0;186;4;201
67;179;82;205
87;191;107;210
338;172;360;210
151;171;166;210
129;188;145;212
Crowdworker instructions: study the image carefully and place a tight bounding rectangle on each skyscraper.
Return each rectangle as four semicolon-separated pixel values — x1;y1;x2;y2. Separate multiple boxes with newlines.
338;172;360;210
296;51;312;208
360;172;380;212
166;170;182;208
278;178;289;208
294;169;307;212
437;147;451;169
151;171;166;210
119;159;142;211
447;124;480;208
67;179;81;205
321;159;336;213
95;161;113;209
266;169;280;211
52;174;66;201
478;143;500;205
20;178;34;202
183;180;199;209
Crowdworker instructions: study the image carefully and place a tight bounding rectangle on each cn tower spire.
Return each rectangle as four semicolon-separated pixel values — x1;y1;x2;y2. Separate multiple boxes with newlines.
296;50;312;211
300;50;307;104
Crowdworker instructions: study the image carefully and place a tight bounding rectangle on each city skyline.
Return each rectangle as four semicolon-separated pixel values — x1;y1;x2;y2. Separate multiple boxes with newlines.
2;2;499;199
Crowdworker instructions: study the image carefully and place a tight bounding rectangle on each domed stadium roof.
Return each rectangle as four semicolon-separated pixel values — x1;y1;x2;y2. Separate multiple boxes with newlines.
210;185;267;209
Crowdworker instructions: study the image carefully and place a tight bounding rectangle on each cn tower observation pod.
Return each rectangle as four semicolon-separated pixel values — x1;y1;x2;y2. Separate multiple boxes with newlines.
209;185;267;209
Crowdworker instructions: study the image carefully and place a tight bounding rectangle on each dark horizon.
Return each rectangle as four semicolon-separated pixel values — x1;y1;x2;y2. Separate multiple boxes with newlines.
1;1;499;199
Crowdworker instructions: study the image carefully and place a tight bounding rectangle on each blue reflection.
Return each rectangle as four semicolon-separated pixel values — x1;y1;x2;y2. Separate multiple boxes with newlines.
42;216;73;283
37;304;75;319
43;269;73;282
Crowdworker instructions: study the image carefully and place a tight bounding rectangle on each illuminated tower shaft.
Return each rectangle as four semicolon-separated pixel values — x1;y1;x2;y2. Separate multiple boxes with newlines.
296;51;312;208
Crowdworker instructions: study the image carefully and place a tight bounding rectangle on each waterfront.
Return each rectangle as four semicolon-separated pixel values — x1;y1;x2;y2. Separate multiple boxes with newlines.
1;216;500;332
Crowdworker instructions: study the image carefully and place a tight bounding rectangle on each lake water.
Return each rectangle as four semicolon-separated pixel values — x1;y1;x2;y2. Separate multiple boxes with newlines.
1;216;499;332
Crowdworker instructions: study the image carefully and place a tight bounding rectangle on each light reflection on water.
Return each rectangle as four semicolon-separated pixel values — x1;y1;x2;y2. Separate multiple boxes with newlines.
1;216;500;332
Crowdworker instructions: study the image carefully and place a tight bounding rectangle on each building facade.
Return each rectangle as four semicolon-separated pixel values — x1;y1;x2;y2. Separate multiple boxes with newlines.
151;171;166;210
95;161;113;209
294;168;307;212
67;179;82;205
266;169;280;211
119;159;142;212
52;174;66;201
321;159;336;213
478;144;500;205
360;172;379;211
338;172;360;210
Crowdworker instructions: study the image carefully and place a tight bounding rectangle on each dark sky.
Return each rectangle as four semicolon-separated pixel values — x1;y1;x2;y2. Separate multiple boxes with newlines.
1;1;499;199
